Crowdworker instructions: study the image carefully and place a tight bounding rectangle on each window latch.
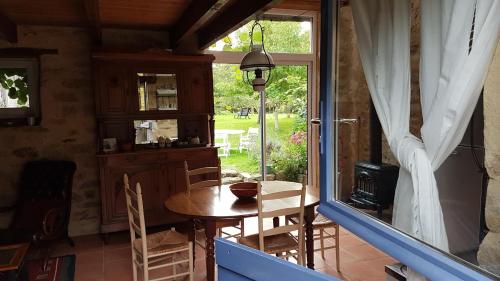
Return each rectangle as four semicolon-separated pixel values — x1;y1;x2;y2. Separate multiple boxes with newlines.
334;118;358;124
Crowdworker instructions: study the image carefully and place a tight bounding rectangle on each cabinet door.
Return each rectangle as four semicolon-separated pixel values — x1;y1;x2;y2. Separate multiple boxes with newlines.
168;161;187;195
103;165;161;224
98;65;128;115
181;66;210;113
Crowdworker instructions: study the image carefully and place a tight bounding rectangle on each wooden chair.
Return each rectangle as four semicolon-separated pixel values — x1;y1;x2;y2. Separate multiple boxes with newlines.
286;212;340;271
239;127;259;153
183;160;244;247
124;174;194;281
239;181;306;265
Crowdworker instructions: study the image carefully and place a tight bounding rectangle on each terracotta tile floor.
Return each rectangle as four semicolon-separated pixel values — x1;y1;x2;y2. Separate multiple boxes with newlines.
65;217;397;281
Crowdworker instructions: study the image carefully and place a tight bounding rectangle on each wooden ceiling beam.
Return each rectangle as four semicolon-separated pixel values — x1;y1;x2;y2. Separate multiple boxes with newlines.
84;0;102;45
171;0;230;46
0;11;17;43
197;0;282;50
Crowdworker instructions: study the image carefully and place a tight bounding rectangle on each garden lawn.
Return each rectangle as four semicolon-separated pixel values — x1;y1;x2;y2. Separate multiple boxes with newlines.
214;113;299;173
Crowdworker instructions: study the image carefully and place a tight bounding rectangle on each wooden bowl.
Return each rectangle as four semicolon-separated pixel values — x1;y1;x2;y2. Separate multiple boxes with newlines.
229;182;258;199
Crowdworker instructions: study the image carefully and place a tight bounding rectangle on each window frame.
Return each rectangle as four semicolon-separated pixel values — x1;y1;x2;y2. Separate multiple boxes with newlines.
317;1;494;280
0;57;40;126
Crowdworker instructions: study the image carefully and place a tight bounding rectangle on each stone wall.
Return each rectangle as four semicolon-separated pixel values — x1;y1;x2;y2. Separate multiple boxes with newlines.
478;41;500;276
0;26;169;236
337;7;371;200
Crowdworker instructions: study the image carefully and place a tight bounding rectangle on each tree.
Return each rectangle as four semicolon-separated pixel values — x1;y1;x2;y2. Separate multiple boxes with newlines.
213;64;258;114
212;20;310;129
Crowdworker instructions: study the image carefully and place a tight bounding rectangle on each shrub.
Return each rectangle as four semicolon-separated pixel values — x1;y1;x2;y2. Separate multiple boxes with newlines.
270;131;307;182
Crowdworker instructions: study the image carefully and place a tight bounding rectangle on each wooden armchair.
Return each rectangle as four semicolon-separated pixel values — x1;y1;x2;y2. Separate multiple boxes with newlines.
0;160;76;246
239;181;306;265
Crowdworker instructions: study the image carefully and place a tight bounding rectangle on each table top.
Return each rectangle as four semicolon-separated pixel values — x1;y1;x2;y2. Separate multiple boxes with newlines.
164;181;319;220
214;129;246;135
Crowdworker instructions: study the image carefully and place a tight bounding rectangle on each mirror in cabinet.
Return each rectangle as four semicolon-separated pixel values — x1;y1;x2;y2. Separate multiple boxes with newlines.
137;73;177;111
134;119;178;145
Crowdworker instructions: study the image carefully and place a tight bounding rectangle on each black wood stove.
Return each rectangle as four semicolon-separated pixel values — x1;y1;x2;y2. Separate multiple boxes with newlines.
350;102;399;218
351;162;399;217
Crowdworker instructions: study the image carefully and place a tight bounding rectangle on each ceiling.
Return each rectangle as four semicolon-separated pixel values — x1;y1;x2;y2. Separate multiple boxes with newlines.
0;0;320;49
0;0;192;29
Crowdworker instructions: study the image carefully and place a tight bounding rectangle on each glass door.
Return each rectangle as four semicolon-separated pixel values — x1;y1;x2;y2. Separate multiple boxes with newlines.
213;63;310;184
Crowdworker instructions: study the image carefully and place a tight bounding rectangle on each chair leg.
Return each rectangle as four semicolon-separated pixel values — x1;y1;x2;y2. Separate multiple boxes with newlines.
173;253;176;276
320;228;325;259
189;242;194;281
240;218;245;237
132;254;138;281
335;225;340;272
302;230;306;266
143;264;149;281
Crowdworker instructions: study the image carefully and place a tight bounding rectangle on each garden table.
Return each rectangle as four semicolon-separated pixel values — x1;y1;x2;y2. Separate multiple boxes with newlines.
164;181;319;281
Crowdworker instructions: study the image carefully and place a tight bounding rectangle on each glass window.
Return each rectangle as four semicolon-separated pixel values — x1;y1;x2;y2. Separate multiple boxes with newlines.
0;58;39;125
322;2;497;279
0;68;29;108
137;73;178;111
209;19;312;54
134;119;178;144
213;64;309;181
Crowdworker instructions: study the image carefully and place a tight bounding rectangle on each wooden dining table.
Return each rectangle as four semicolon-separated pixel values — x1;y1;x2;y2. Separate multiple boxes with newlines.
164;180;320;281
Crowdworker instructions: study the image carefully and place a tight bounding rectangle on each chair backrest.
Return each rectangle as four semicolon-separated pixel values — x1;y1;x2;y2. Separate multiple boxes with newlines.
11;160;76;239
124;174;148;256
240;108;250;116
257;181;306;252
247;127;259;135
184;159;222;196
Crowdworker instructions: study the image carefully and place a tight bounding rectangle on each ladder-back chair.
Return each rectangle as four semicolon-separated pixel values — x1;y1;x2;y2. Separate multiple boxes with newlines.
124;174;194;281
287;212;340;271
239;181;306;265
183;160;244;247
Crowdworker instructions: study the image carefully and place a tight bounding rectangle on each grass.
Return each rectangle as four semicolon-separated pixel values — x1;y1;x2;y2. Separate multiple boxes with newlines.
214;113;299;173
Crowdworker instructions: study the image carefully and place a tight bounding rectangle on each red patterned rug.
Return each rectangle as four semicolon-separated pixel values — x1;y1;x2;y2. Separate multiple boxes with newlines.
17;255;75;281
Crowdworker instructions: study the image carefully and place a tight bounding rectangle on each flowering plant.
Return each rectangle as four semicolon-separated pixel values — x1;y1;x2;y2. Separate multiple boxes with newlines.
270;131;307;182
290;131;306;145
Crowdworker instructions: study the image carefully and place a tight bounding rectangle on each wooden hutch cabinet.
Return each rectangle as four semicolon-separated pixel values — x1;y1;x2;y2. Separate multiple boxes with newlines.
93;51;217;234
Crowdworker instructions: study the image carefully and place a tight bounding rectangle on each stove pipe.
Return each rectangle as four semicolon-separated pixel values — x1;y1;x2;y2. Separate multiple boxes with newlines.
370;100;382;164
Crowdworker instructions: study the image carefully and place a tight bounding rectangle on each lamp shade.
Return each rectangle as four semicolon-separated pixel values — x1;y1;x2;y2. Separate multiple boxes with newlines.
239;44;275;72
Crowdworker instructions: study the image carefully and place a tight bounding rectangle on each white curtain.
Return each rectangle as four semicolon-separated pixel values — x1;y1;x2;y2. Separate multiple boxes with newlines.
350;0;500;261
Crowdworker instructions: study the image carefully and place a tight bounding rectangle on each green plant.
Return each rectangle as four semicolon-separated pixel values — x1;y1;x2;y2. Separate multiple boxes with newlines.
270;131;307;182
0;68;29;106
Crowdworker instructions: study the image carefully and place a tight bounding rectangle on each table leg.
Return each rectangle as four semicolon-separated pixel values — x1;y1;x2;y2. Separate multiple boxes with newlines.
304;206;315;269
204;220;217;281
189;220;196;267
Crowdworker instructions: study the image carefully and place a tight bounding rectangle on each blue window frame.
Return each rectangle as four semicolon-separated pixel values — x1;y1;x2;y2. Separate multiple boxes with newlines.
317;1;493;280
216;239;339;281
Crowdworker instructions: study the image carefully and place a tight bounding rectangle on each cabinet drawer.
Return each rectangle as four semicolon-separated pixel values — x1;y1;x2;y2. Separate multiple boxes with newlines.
103;153;167;166
166;148;216;162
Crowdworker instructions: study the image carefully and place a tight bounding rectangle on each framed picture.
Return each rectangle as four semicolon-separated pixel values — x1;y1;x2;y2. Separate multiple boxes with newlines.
102;138;117;153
